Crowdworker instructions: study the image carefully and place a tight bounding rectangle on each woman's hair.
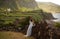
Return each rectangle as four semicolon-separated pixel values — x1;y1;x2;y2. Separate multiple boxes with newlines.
29;16;35;23
29;16;33;21
30;19;32;21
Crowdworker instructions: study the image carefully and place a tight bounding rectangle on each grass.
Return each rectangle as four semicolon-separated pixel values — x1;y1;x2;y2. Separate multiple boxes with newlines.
0;31;34;39
55;22;60;28
0;12;42;24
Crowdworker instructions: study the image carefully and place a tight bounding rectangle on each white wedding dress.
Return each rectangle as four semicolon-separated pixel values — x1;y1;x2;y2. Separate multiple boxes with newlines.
25;21;34;37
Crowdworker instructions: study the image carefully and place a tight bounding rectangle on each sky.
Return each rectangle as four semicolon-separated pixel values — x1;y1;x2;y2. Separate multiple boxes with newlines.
35;0;60;5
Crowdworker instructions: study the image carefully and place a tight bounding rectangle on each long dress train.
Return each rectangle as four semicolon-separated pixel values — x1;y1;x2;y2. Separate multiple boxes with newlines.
25;21;34;37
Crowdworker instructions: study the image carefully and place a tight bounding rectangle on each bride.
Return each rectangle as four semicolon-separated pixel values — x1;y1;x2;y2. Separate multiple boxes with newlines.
25;18;35;37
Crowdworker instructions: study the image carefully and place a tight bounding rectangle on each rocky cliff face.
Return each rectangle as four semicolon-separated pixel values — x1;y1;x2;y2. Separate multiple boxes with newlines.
17;0;37;8
0;0;38;10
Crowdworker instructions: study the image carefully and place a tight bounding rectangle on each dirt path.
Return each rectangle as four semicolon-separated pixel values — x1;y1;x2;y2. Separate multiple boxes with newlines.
0;31;34;39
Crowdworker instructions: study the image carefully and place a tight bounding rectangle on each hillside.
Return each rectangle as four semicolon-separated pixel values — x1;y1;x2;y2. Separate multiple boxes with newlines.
0;0;38;11
37;2;60;13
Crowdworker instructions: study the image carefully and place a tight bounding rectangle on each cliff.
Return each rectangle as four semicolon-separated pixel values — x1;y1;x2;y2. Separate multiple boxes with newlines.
0;0;38;10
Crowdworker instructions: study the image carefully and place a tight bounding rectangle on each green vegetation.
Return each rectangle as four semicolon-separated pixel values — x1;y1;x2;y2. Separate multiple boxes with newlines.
19;7;33;12
0;8;54;27
55;22;60;28
0;10;43;27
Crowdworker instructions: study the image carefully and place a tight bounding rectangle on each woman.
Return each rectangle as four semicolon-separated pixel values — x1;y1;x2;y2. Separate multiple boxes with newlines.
24;18;35;37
